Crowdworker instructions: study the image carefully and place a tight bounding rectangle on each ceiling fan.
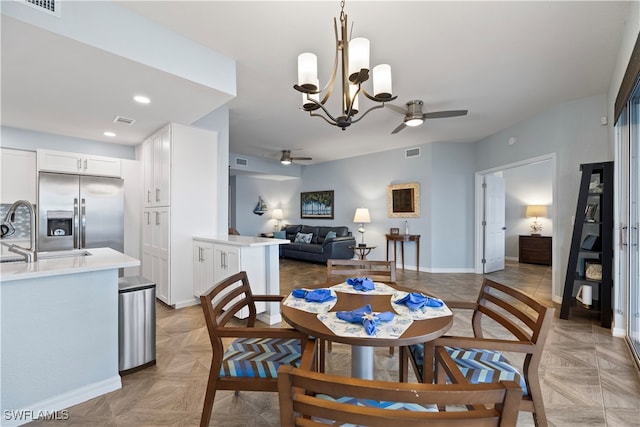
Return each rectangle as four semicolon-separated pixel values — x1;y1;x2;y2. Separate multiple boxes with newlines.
280;150;312;165
387;100;468;134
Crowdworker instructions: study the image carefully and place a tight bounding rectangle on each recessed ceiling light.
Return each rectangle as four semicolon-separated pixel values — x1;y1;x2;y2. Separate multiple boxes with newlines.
134;95;150;104
104;131;116;137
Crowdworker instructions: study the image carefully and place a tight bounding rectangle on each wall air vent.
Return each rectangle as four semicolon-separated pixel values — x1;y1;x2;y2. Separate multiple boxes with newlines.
235;157;248;167
113;116;136;126
22;0;60;17
405;147;421;158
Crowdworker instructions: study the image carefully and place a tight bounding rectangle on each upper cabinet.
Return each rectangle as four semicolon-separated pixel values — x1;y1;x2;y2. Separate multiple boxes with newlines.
0;148;36;204
142;125;171;207
37;149;122;177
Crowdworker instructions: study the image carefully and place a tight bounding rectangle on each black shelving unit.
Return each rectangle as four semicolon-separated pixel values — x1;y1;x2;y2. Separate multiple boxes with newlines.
560;162;614;328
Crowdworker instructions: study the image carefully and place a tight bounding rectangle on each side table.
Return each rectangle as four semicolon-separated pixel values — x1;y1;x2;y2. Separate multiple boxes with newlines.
386;234;420;271
350;246;375;260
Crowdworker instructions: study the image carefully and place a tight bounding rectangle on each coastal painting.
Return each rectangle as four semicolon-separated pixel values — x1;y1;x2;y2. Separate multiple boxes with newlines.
300;190;334;219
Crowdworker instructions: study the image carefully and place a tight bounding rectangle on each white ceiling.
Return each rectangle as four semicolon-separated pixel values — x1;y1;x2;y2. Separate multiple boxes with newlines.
1;1;629;165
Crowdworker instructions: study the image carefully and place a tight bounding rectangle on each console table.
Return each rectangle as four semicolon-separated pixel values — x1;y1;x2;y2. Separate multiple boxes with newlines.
519;235;552;265
385;234;421;271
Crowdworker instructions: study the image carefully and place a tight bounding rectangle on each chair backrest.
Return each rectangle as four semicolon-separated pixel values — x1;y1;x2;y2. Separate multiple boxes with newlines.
473;278;555;365
326;259;396;284
278;366;522;427
200;271;257;350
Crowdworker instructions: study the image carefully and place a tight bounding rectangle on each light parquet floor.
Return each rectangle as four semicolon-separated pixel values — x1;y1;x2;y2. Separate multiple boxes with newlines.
27;260;640;426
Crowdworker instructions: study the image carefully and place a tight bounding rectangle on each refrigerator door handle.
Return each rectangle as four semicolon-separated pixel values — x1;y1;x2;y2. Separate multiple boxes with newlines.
81;198;86;248
73;198;79;249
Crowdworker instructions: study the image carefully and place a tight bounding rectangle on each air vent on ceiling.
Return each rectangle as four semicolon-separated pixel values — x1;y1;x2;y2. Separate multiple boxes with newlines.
235;157;248;167
405;147;421;158
22;0;60;17
113;116;136;126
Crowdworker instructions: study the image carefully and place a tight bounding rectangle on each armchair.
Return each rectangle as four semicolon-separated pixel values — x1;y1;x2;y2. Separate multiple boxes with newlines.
199;271;316;427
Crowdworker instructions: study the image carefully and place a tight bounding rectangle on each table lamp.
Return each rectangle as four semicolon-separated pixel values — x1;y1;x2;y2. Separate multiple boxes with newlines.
272;208;284;231
526;205;547;236
353;208;371;247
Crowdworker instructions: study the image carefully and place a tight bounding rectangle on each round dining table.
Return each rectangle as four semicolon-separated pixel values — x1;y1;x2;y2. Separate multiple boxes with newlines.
280;282;453;380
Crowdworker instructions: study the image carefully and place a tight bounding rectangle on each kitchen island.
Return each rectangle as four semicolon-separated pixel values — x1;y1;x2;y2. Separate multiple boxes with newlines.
193;235;289;325
0;248;139;426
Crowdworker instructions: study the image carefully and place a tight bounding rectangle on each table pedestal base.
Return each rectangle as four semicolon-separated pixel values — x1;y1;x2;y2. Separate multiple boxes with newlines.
351;346;374;379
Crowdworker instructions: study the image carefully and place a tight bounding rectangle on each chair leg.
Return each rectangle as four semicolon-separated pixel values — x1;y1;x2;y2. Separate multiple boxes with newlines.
398;346;409;382
388;346;394;357
527;371;549;427
327;340;333;353
200;360;219;427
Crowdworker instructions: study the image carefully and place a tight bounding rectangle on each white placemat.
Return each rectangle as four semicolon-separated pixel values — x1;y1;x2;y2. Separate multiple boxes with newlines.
282;289;338;314
390;290;453;320
330;281;396;295
317;311;413;338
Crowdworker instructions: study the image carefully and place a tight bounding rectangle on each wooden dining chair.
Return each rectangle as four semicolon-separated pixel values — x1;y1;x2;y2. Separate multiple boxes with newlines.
323;259;397;364
199;271;316;427
278;365;522;427
400;278;555;427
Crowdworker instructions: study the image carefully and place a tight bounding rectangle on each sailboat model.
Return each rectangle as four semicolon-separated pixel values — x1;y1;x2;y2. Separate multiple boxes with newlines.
253;196;268;216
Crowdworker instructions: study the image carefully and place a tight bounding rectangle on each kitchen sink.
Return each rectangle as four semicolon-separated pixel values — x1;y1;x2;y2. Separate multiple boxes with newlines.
0;249;91;263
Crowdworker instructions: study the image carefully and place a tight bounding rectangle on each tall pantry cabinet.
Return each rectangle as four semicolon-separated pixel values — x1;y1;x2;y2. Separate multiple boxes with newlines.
140;123;218;308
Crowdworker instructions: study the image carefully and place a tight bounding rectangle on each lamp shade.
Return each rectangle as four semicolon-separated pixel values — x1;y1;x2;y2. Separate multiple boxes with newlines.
526;205;547;218
272;208;284;220
353;208;371;223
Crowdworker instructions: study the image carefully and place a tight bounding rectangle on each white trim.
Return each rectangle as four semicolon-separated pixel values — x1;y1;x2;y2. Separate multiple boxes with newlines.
505;256;519;262
397;263;475;274
173;297;199;309
3;376;121;427
474;153;557;299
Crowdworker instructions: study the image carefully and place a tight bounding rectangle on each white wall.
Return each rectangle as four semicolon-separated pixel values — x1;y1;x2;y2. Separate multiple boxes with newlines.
474;93;609;301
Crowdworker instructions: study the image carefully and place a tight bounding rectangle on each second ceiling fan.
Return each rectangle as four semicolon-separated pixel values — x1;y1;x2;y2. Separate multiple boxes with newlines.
387;100;468;134
280;150;312;165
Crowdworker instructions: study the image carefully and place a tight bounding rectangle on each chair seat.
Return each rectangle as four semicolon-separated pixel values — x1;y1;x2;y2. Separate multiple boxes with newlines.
220;337;302;378
317;394;438;412
410;344;528;396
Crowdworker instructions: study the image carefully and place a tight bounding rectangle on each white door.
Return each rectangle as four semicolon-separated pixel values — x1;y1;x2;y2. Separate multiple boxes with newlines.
484;174;506;273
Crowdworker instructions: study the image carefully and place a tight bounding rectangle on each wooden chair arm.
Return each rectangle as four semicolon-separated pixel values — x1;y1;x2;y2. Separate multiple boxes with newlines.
216;327;309;340
443;300;478;310
253;294;285;302
434;336;535;353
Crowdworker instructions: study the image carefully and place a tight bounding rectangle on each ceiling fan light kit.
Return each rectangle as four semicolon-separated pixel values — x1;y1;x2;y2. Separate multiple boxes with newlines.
388;100;469;134
293;0;397;130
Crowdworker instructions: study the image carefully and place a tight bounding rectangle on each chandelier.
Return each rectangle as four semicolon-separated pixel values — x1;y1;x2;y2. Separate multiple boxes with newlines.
294;1;397;130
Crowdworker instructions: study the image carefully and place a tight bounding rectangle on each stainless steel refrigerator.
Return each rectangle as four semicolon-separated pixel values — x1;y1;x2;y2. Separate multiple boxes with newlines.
38;172;124;252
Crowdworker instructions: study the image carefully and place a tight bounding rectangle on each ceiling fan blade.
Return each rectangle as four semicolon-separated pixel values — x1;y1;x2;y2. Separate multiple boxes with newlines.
391;122;407;134
423;109;468;119
385;104;407;115
292;157;313;161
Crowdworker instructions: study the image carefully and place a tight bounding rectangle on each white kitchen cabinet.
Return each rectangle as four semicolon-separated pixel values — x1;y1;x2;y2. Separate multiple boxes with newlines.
193;240;214;297
142;125;171;207
0;148;36;204
139;123;219;308
37;149;121;177
213;244;241;283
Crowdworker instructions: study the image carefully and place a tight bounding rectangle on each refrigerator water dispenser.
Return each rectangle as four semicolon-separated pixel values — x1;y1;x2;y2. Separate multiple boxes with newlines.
46;210;73;237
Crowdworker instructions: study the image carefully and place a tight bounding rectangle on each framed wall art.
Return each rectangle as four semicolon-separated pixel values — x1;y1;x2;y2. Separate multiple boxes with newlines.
387;182;420;218
300;190;334;219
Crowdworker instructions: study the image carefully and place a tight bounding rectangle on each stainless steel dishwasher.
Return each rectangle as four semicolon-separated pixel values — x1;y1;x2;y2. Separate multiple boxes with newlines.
118;276;156;374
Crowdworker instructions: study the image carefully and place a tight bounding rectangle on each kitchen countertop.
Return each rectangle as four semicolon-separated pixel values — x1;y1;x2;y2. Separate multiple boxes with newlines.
0;247;140;282
193;235;289;246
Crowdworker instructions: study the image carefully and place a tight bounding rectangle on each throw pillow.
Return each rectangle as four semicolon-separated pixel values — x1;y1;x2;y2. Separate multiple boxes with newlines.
325;231;337;239
294;232;313;244
273;230;286;239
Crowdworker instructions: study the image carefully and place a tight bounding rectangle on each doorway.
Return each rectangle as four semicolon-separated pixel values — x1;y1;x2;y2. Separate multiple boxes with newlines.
475;154;557;298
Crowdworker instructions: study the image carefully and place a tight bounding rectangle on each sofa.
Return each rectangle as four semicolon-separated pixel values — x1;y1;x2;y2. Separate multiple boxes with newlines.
278;224;356;263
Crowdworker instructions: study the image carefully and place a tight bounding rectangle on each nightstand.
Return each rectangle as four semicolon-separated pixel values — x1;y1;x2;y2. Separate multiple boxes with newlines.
519;235;552;265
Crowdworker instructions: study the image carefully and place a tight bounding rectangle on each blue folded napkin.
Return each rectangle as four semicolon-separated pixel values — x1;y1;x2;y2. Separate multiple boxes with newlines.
291;288;336;303
394;292;444;310
346;277;375;291
335;304;394;335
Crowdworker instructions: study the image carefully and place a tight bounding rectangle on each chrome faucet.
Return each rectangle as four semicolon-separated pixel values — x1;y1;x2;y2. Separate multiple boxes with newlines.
2;200;37;262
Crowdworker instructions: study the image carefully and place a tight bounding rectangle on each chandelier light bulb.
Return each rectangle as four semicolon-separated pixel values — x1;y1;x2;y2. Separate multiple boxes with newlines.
298;53;318;90
373;64;392;99
348;37;370;82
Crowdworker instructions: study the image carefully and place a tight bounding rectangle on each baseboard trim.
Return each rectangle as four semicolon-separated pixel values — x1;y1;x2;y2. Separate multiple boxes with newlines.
174;298;200;309
3;376;121;426
394;264;475;274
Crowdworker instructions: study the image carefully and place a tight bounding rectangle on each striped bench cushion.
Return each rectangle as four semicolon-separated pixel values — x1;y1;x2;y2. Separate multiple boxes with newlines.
219;337;301;378
409;344;528;396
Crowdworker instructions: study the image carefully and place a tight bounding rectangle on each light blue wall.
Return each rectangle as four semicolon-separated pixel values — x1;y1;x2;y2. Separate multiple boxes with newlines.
1;126;135;159
475;93;609;299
